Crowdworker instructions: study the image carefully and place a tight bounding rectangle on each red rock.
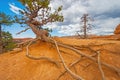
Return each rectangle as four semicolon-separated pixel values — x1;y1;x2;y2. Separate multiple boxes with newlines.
114;24;120;34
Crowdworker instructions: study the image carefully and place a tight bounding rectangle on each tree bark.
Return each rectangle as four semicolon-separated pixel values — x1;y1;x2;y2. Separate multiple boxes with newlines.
0;24;3;54
83;15;87;39
27;22;49;41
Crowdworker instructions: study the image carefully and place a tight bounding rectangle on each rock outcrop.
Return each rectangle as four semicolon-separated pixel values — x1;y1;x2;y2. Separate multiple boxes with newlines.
114;24;120;34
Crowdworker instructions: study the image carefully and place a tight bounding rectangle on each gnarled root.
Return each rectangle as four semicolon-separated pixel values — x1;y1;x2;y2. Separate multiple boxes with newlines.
23;37;120;80
25;38;59;67
48;38;120;76
97;51;106;80
52;38;84;80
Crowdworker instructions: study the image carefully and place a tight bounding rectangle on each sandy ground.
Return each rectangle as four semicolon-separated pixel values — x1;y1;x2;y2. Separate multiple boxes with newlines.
0;37;120;80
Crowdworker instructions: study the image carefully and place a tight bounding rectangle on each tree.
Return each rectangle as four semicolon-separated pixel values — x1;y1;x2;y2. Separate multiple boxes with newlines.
9;2;120;80
2;31;16;52
80;14;93;39
0;12;13;53
15;0;64;41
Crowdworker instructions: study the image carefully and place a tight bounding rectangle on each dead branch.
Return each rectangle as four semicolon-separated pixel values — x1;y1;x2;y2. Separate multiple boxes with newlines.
16;28;30;35
97;51;106;80
52;39;84;80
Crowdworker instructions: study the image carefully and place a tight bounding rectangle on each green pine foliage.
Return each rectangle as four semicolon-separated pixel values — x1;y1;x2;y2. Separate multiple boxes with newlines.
16;0;64;28
0;12;13;25
0;12;14;53
2;31;16;52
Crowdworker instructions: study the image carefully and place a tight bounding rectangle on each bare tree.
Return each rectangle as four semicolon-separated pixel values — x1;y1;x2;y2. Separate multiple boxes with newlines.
79;14;93;39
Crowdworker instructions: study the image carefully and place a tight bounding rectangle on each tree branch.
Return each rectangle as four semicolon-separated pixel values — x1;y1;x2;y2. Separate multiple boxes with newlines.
16;28;30;35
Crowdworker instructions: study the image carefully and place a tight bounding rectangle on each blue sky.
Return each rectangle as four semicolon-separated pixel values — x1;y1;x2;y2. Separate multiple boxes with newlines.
0;0;65;38
1;0;120;38
0;0;36;38
0;0;13;15
0;0;22;15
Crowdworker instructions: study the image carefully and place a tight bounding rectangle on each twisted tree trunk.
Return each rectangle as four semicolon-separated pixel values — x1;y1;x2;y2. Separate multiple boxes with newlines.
27;22;49;41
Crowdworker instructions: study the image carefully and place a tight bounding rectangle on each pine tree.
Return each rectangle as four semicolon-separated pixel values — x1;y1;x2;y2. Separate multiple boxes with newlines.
14;0;64;41
0;12;13;53
2;31;16;52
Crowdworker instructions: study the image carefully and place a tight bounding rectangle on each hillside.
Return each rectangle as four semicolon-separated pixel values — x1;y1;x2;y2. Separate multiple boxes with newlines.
0;37;120;80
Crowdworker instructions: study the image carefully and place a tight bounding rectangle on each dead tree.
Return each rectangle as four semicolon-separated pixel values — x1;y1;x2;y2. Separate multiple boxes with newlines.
79;14;93;39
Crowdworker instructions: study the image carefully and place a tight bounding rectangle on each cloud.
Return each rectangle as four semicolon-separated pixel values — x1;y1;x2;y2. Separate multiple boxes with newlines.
48;0;120;36
58;24;80;36
9;3;23;14
9;0;120;36
91;17;120;35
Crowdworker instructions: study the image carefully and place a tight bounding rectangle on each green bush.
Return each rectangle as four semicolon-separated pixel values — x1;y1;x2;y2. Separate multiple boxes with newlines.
2;31;16;52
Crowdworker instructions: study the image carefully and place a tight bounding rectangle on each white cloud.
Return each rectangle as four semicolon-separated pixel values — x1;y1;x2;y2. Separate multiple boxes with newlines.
49;0;120;36
43;23;58;29
87;0;120;15
9;3;23;14
9;0;120;37
58;24;80;35
91;17;120;35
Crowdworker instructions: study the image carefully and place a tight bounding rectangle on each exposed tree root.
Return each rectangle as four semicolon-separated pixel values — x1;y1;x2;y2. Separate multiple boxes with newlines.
21;37;120;79
57;58;82;80
25;38;59;67
17;38;34;48
59;42;115;48
97;51;106;80
26;54;59;67
57;53;97;80
73;45;119;56
64;43;116;54
52;38;84;80
49;40;120;75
